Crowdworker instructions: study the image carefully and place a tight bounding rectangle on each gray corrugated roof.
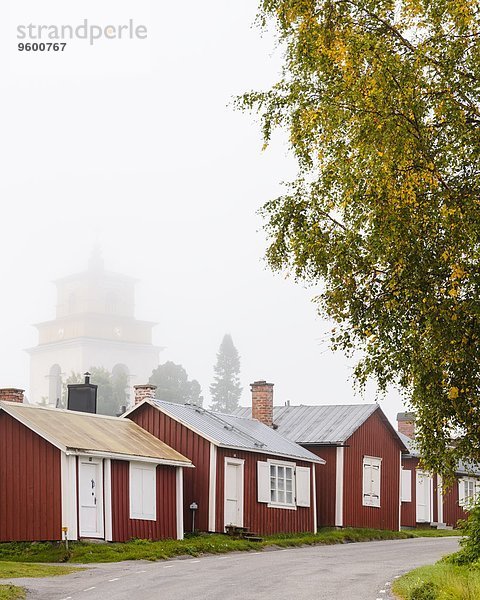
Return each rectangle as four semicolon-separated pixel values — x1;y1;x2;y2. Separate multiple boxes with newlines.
145;400;324;464
398;430;480;476
397;431;420;457
235;404;385;445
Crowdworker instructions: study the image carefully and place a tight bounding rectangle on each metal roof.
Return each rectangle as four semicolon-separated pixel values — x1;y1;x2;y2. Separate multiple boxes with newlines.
397;431;420;457
0;401;192;466
138;400;324;464
398;430;480;476
234;404;397;445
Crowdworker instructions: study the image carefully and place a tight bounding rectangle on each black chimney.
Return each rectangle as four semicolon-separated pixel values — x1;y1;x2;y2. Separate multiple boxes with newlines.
67;372;98;414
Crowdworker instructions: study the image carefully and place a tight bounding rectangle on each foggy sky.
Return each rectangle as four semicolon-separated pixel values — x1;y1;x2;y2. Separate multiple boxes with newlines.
0;0;407;425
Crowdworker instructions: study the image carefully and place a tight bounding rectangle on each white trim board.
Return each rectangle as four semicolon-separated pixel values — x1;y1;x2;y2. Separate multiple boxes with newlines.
208;443;217;532
335;446;344;527
60;453;78;541
176;467;184;540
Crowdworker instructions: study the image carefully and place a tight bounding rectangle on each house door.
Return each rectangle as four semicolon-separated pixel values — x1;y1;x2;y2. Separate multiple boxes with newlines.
416;471;432;523
79;459;104;538
224;459;244;529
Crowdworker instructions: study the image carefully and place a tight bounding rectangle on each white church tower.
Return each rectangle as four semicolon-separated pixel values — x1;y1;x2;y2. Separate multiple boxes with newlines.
27;250;161;406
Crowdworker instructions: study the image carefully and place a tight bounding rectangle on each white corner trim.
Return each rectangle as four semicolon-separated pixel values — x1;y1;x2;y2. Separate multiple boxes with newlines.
398;452;402;531
437;475;444;524
208;443;217;532
335;446;344;527
176;467;184;540
60;453;78;540
104;459;113;542
312;465;317;533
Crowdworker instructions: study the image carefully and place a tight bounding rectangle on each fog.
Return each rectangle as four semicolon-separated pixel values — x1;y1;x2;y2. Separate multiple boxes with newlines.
0;0;406;424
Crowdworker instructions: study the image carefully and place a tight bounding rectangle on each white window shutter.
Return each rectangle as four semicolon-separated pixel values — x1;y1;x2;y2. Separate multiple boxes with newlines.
401;469;412;502
130;463;157;520
295;466;311;507
142;468;156;520
130;465;142;518
257;461;270;503
363;460;372;505
371;464;381;507
459;479;466;506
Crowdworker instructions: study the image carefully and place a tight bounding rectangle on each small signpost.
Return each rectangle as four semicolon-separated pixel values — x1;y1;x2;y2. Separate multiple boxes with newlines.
189;502;198;533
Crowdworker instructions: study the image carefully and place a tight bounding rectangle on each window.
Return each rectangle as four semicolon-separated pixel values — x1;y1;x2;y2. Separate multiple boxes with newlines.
363;456;381;507
257;461;311;509
270;463;295;506
401;469;412;502
130;462;157;520
459;477;480;508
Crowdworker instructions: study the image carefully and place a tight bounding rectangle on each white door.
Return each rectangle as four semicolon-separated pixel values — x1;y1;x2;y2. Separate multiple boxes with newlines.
224;460;244;529
79;459;104;538
416;470;432;523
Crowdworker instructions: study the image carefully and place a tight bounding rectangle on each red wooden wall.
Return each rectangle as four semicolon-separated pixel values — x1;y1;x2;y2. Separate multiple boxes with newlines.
343;411;402;531
307;446;336;527
400;457;419;527
110;460;177;542
0;412;62;541
215;448;315;535
129;404;211;532
443;478;468;528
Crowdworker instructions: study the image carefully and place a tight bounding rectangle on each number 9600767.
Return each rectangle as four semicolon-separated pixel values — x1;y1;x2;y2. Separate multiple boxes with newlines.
18;42;67;51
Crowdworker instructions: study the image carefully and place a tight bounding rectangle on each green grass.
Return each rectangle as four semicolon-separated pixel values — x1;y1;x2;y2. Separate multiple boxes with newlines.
0;562;78;600
0;528;460;565
0;585;25;600
392;563;480;599
0;562;79;579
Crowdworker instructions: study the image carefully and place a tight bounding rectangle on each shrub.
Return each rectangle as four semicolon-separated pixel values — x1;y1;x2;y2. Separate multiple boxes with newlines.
446;500;480;565
410;581;439;600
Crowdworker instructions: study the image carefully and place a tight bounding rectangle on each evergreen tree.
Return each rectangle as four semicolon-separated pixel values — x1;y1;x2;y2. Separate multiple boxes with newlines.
149;361;203;406
210;334;242;413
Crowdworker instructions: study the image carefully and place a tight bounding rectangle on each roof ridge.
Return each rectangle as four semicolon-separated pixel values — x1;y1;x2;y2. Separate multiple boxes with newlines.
0;401;129;422
156;400;267;449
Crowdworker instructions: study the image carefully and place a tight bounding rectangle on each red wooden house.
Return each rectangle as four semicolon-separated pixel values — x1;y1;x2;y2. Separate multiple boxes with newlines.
125;383;324;536
398;413;480;528
235;383;407;531
0;391;192;543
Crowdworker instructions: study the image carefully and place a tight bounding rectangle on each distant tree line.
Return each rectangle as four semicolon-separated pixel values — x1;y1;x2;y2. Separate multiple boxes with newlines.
60;333;243;416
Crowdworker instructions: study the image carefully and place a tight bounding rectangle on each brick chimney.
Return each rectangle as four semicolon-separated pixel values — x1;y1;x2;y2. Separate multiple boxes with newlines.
397;412;415;439
251;381;274;427
0;388;25;403
134;384;157;405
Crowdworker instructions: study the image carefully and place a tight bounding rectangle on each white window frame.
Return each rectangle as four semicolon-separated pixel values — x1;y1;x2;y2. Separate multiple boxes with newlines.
459;477;480;508
267;459;296;510
363;456;382;508
129;462;157;521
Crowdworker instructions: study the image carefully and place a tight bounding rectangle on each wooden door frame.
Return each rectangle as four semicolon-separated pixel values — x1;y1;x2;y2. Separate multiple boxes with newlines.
416;470;432;523
223;457;244;530
78;457;104;539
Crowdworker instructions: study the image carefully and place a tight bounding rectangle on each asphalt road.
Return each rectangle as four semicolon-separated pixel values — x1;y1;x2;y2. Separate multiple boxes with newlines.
5;537;460;600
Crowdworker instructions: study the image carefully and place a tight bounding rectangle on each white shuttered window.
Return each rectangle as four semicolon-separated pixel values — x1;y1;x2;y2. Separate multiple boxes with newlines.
257;461;311;509
459;477;480;508
363;456;381;507
130;462;157;521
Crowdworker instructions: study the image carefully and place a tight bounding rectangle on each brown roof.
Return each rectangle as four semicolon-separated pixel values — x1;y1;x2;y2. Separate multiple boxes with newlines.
0;401;191;466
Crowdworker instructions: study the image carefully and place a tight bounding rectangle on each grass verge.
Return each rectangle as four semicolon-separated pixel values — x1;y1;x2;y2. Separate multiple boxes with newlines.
0;585;25;600
0;562;80;579
392;563;480;599
0;528;460;565
0;562;78;600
